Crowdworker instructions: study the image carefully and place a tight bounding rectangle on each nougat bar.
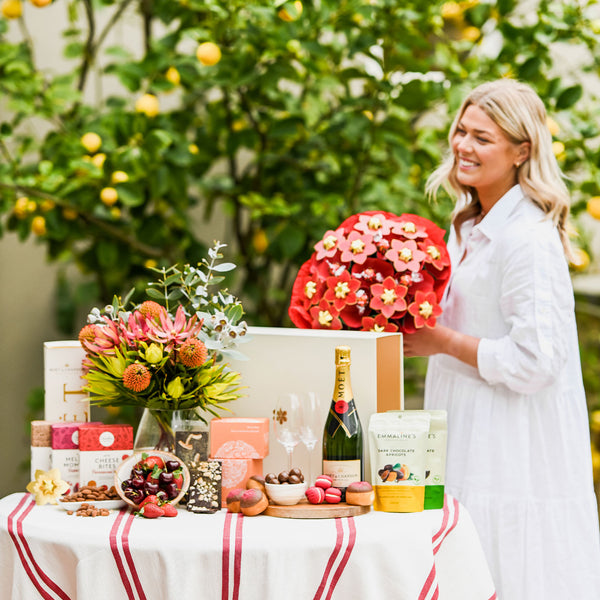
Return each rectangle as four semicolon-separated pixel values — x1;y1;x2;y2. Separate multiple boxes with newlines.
186;460;222;514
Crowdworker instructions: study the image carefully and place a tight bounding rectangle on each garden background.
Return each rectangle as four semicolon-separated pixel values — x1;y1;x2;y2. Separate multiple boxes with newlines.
1;0;600;501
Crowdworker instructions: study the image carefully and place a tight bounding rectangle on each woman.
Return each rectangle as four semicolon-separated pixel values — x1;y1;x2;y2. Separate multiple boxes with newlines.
404;79;600;599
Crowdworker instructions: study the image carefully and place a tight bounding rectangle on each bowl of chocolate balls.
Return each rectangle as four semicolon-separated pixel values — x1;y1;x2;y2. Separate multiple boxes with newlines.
264;467;308;506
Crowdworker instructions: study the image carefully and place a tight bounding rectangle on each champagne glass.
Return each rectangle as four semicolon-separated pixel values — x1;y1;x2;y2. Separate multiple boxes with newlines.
298;391;322;485
273;393;301;471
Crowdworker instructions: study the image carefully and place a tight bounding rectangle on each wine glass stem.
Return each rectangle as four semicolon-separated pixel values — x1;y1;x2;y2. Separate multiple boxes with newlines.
287;448;293;471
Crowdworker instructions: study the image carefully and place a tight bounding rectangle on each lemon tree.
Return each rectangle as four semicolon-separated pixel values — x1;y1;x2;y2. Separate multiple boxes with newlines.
1;0;600;336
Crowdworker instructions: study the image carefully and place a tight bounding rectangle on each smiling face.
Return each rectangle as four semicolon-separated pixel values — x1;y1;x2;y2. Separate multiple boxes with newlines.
451;104;529;208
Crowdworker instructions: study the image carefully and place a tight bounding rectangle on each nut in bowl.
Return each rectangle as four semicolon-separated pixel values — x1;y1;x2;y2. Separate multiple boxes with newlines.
265;481;308;506
115;450;190;509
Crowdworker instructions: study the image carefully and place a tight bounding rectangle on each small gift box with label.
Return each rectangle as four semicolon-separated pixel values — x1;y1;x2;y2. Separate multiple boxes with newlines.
79;424;134;489
44;341;90;423
30;420;53;480
210;417;270;459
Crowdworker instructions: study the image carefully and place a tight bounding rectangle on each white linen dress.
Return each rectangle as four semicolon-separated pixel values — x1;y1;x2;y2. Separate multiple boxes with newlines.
424;185;600;599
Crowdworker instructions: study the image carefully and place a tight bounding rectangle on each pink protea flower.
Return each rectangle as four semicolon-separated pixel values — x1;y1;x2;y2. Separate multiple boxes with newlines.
309;299;342;330
314;229;345;260
122;363;151;392
179;338;209;367
369;276;408;319
120;310;151;347
385;239;427;273
323;269;361;310
407;290;443;329
361;314;399;332
138;301;165;322
338;231;377;265
146;305;203;351
79;317;122;354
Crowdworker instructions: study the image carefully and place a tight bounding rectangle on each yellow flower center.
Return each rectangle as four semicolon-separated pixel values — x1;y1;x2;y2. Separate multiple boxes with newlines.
367;217;382;230
318;310;334;326
335;281;351;298
402;222;416;233
372;324;385;332
323;235;338;250
427;245;441;260
350;239;365;254
381;288;397;305
419;301;433;319
305;281;317;299
399;248;413;262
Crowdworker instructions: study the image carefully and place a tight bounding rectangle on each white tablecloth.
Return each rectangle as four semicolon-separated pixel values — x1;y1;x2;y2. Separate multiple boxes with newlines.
1;493;496;600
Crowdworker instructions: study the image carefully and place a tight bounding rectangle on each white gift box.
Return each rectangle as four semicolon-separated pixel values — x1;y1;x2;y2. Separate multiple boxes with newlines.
227;327;404;482
44;341;90;423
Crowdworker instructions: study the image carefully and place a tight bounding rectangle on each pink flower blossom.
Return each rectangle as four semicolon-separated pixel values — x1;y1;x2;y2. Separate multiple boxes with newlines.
407;290;443;329
324;269;361;310
308;299;342;330
354;213;393;237
361;314;399;332
146;305;203;351
385;239;428;273
314;229;345;260
369;276;408;318
391;219;428;240
338;231;377;265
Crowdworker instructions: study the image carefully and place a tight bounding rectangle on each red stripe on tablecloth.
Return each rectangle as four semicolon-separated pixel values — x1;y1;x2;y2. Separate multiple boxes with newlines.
7;495;72;600
121;511;147;600
433;497;460;555
488;593;497;599
324;517;356;600
222;511;233;600
232;513;244;600
313;517;345;600
431;497;451;548
418;564;437;600
110;508;136;600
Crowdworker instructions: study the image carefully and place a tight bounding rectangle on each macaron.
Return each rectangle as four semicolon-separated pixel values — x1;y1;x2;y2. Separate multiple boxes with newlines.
246;475;266;495
315;475;333;489
240;489;268;516
305;486;325;505
345;481;374;507
324;487;342;504
226;488;245;513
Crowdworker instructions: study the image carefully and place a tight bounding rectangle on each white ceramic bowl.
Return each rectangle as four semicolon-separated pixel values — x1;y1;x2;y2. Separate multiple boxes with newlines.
114;450;190;508
265;482;308;506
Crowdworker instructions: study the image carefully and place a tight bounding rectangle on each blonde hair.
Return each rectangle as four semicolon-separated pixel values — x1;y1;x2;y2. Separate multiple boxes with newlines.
426;79;573;259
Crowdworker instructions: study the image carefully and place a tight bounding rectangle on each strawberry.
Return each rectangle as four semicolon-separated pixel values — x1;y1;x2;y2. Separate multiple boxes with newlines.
172;468;184;491
139;494;160;508
162;503;178;517
138;503;164;519
146;465;163;485
141;453;166;471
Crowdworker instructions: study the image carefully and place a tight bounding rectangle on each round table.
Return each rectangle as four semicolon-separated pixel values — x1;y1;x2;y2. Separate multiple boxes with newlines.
1;492;496;600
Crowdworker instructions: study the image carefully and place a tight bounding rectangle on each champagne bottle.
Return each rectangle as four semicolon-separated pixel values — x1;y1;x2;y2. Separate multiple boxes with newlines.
322;346;363;493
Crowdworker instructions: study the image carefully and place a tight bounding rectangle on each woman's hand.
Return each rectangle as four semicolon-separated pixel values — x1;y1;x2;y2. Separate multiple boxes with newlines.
403;324;480;368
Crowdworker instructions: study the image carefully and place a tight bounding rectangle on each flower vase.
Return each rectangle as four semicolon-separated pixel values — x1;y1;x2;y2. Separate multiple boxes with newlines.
134;408;209;458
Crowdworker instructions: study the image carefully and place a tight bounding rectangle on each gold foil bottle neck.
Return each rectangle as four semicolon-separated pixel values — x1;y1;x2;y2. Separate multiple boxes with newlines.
335;345;351;366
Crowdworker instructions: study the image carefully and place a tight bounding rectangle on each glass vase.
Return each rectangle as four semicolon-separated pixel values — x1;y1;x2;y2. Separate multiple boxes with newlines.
134;407;209;456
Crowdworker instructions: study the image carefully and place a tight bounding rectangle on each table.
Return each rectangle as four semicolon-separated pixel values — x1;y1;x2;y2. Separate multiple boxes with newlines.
1;493;496;600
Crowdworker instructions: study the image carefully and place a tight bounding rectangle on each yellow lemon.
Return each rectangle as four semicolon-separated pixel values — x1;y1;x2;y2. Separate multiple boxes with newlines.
252;229;269;254
62;207;78;220
111;170;129;184
40;199;56;212
362;110;374;121
26;200;37;213
165;66;181;85
91;153;106;168
441;1;462;20
110;207;121;219
570;247;590;271
144;259;158;269
14;196;29;219
100;187;118;206
552;140;565;156
587;196;600;220
1;0;22;18
135;93;160;118
80;132;102;154
462;26;480;42
188;143;199;155
196;42;222;66
278;0;303;22
546;117;560;137
31;216;47;236
30;0;52;6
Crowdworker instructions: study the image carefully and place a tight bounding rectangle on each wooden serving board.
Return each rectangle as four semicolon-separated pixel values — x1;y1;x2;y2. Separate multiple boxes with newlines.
265;500;370;519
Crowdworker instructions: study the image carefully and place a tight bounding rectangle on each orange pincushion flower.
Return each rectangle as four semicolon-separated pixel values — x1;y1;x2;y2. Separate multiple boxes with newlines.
179;338;208;367
123;363;152;392
138;301;165;322
78;324;99;346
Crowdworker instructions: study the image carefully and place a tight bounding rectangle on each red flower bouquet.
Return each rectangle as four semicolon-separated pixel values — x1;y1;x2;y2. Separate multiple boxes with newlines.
288;211;451;333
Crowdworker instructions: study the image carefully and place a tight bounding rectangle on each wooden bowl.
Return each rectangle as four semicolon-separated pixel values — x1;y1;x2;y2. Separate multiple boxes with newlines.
114;450;190;509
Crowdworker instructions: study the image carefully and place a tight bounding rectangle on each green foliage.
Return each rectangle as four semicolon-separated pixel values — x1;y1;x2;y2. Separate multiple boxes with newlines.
1;0;600;334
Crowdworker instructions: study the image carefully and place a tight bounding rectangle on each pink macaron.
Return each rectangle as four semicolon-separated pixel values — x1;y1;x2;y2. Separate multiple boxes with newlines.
315;475;333;489
305;486;325;504
324;487;342;504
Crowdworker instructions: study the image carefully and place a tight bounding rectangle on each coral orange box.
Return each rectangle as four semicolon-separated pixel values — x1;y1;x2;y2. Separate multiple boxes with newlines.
210;417;269;459
217;457;264;507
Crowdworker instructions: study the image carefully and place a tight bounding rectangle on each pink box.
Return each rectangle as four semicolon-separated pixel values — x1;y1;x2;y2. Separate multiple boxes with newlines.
79;424;134;488
210;417;269;459
30;421;53;480
51;422;99;494
217;457;263;507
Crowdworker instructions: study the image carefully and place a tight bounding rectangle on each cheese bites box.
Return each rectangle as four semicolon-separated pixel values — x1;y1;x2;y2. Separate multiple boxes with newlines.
79;424;134;488
210;417;269;459
44;341;90;423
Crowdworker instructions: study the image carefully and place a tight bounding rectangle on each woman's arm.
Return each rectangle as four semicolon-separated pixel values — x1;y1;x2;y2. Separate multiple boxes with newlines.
403;324;480;367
